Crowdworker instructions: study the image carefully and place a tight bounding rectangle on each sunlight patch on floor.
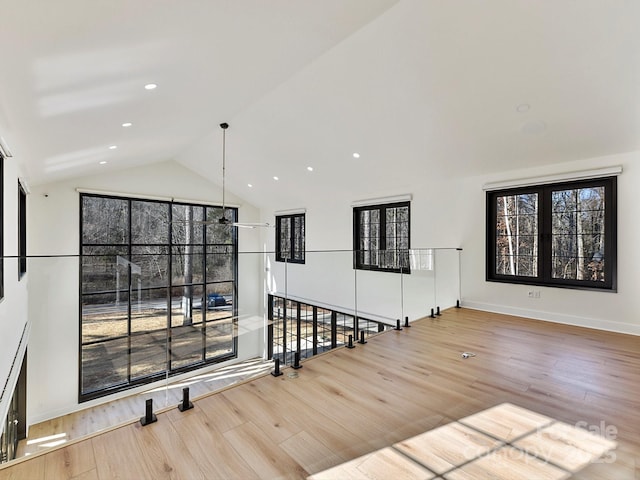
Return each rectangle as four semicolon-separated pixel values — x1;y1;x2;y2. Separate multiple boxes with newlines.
309;403;617;480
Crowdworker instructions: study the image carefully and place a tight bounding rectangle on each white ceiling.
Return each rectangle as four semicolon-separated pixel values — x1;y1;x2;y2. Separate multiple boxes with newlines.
0;0;399;180
1;0;638;209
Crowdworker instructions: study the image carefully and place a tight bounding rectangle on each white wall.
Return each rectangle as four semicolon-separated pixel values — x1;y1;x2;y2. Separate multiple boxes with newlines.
459;151;640;335
259;147;639;336
261;177;464;324
26;160;264;423
0;156;30;436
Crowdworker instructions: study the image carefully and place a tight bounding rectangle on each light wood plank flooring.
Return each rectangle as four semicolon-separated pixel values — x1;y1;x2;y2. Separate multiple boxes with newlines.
17;357;272;457
1;308;638;479
310;402;619;479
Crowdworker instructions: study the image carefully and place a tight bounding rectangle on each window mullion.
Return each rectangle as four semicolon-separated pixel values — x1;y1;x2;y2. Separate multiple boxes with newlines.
539;187;551;283
604;179;616;290
167;205;173;373
201;206;207;362
127;199;132;384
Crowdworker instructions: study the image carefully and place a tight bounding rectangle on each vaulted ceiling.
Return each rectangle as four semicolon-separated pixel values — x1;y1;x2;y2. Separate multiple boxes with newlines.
1;0;638;209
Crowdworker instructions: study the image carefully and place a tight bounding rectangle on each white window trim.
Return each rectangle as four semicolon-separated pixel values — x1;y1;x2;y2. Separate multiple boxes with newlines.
483;166;622;191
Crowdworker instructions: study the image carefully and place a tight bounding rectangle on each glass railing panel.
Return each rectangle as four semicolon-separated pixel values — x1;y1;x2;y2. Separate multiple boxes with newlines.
335;313;356;348
298;302;315;360
22;252;255;428
353;249;422;326
266;250;357;364
11;247;461;464
316;307;333;354
404;248;438;321
434;248;462;311
277;250;356;310
234;251;268;364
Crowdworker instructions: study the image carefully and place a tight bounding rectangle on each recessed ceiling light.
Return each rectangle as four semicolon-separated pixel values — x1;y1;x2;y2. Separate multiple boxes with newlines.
108;145;118;150
247;183;253;188
122;122;132;127
144;83;157;90
273;176;279;181
307;166;313;172
99;161;107;165
353;153;360;158
516;103;530;113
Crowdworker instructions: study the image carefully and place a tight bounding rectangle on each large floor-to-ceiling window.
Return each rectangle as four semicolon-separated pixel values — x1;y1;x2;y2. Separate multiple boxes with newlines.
80;193;238;401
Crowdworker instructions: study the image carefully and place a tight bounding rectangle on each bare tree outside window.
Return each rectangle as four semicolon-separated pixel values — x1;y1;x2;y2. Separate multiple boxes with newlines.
487;177;615;290
80;194;237;401
551;186;605;281
495;193;538;277
276;213;305;264
354;202;410;273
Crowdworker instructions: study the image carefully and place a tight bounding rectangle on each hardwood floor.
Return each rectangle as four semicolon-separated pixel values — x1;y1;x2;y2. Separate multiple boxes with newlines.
0;308;638;479
16;357;272;458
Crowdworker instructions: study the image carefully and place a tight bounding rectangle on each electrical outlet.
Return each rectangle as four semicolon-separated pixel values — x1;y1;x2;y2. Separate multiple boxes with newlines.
534;290;541;298
528;290;534;298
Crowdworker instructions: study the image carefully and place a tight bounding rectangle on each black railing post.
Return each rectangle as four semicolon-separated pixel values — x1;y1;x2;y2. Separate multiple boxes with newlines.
140;398;157;426
394;319;403;331
271;358;283;377
178;387;194;412
292;351;303;369
346;334;355;349
404;316;411;328
358;330;367;344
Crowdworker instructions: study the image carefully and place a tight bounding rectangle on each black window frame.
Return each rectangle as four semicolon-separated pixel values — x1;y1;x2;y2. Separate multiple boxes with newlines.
353;201;411;273
486;176;617;291
0;154;3;299
18;181;26;279
275;213;305;264
79;193;239;402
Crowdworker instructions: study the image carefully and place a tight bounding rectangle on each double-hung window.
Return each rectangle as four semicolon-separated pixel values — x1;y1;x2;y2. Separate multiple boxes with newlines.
486;176;616;290
276;213;305;263
353;201;410;273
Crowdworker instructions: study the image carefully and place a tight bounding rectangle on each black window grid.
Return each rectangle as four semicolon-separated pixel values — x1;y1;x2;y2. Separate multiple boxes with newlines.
79;194;239;402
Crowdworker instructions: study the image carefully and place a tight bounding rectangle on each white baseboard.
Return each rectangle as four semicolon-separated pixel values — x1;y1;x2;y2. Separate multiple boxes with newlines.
461;301;640;336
